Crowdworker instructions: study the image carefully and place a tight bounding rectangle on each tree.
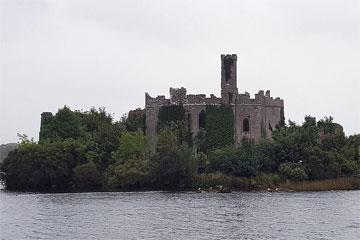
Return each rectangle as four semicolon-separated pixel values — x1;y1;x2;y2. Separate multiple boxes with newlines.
279;162;308;181
111;131;146;163
73;162;102;189
1;139;86;189
150;128;196;189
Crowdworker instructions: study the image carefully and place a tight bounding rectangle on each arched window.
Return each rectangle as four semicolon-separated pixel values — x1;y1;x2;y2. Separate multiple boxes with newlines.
243;118;249;132
199;110;206;129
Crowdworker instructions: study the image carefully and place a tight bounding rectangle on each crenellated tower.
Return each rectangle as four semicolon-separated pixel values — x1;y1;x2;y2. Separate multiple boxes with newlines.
221;54;238;104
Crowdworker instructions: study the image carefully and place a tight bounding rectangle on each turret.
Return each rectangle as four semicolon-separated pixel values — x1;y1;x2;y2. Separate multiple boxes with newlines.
39;112;53;140
221;54;238;104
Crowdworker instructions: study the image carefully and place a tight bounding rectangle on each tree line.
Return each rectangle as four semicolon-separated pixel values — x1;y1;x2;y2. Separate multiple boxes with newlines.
1;106;359;191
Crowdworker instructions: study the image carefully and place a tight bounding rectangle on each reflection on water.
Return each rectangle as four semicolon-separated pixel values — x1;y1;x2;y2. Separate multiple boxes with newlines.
0;189;359;239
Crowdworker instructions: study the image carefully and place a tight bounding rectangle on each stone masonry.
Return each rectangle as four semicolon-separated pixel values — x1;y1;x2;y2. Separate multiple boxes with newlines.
145;54;284;144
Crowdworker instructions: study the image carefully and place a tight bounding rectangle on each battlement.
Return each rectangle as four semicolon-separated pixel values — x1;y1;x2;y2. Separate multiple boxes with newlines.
146;87;283;108
236;90;283;107
145;93;170;106
145;54;285;143
170;87;187;104
146;87;223;107
221;54;237;60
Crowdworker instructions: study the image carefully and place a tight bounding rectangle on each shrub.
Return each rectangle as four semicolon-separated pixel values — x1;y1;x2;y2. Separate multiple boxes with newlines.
250;173;281;188
150;128;196;189
73;162;102;189
279;162;308;181
106;159;150;189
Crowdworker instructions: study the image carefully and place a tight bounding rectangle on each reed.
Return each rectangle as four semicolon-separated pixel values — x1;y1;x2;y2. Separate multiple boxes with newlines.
280;177;360;191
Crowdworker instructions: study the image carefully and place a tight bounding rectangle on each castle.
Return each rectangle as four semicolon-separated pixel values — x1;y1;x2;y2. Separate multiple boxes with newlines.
145;54;284;144
40;54;284;144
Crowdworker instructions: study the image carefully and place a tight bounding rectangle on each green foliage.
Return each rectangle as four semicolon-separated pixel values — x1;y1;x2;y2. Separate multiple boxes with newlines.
106;159;150;189
73;162;102;189
123;109;146;133
208;139;261;178
2;105;359;192
193;128;207;153
279;162;308;181
0;143;18;163
250;173;281;188
303;147;341;180
158;105;186;128
1;139;86;189
271;118;318;164
106;131;149;190
111;131;146;163
195;152;208;173
255;139;277;173
317;117;346;151
205;105;234;150
40;106;84;141
157;105;192;146
78;107;113;133
150;128;196;189
39;106;125;170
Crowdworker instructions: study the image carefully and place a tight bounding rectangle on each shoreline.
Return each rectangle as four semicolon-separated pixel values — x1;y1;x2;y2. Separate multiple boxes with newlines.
2;177;359;194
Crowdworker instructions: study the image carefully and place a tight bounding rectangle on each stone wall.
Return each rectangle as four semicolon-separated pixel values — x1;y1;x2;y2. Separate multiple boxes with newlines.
145;54;284;144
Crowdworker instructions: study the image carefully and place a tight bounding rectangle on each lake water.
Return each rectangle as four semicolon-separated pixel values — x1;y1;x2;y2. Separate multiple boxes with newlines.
0;188;359;240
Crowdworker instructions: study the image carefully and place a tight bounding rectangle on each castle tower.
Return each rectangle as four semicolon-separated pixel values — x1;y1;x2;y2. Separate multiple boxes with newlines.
39;112;53;141
221;54;238;104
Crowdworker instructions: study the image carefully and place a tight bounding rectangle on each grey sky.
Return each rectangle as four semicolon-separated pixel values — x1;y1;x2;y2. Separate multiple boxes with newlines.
1;0;359;144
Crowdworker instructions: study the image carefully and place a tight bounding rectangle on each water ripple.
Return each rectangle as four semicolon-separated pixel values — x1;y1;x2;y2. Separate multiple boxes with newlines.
1;190;359;239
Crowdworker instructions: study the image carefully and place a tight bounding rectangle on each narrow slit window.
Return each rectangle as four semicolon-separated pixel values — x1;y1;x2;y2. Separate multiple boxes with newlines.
243;118;249;132
199;110;206;129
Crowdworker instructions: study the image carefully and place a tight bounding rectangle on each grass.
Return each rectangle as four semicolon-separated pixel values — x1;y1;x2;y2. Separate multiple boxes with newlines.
280;177;360;191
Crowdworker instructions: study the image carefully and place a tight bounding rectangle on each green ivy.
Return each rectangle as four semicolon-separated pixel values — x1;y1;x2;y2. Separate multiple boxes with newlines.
158;105;185;129
157;105;192;145
205;105;234;150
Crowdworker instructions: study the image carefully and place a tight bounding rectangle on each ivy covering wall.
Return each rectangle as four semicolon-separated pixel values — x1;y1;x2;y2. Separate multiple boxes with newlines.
158;105;192;145
205;105;234;150
158;105;186;129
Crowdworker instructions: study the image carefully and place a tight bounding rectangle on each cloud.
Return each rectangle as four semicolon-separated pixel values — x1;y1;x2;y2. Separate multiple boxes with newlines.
0;0;359;143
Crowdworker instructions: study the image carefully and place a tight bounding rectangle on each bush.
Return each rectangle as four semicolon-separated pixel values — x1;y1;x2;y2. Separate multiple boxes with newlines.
250;173;281;188
106;159;150;189
150;128;196;189
111;131;146;163
1;139;86;189
73;162;102;189
303;147;341;180
208;142;261;178
279;162;308;181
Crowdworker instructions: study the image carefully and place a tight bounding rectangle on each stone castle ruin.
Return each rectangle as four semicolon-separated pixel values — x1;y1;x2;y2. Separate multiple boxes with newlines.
40;54;284;144
145;54;284;144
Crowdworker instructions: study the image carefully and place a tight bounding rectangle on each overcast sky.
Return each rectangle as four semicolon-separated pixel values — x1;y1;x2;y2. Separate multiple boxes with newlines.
1;0;359;144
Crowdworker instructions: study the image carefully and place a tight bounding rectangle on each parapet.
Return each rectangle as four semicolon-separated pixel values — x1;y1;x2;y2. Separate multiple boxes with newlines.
237;90;283;107
41;112;53;123
221;54;237;60
146;89;222;107
145;92;170;107
187;94;206;104
170;87;187;104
